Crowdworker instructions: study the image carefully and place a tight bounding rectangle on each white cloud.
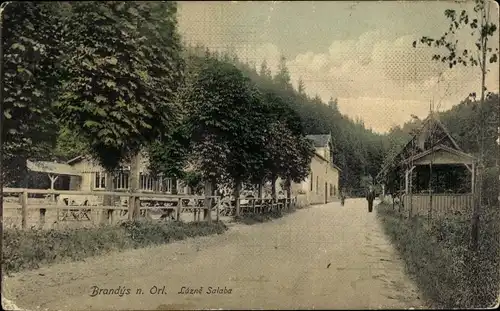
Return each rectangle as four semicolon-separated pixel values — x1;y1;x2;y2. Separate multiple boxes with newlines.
239;30;499;133
178;2;499;134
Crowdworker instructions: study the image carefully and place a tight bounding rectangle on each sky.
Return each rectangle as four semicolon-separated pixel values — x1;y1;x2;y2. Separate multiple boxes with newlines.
177;0;499;133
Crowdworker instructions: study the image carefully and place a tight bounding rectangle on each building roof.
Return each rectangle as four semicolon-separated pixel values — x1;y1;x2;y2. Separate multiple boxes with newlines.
306;134;331;148
67;155;85;165
27;160;82;176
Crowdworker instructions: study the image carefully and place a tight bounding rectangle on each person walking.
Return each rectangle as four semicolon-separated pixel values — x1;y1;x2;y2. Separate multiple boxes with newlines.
366;186;375;213
340;189;345;206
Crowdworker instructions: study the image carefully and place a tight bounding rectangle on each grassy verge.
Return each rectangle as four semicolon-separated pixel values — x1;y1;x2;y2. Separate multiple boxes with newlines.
376;202;499;308
2;220;228;274
234;205;298;225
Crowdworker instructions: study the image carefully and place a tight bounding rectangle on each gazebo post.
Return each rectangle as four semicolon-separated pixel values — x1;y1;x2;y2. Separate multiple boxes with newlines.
405;169;410;194
471;161;475;194
48;174;59;202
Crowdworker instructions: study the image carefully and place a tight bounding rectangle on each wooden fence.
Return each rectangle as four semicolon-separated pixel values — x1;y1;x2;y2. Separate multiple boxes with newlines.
2;188;296;229
2;188;219;229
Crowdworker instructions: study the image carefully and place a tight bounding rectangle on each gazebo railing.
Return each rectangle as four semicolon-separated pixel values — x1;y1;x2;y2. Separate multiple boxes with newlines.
402;193;473;218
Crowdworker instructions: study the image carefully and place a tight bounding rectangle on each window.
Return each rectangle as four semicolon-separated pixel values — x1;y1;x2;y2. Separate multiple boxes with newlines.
113;171;129;190
94;172;106;189
139;173;155;191
310;172;313;191
162;178;172;193
333;185;337;196
330;184;333;196
316;176;319;194
177;179;184;194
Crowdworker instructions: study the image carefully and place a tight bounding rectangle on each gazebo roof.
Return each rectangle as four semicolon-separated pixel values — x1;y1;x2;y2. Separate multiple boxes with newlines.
376;114;467;181
27;160;82;176
403;144;475;166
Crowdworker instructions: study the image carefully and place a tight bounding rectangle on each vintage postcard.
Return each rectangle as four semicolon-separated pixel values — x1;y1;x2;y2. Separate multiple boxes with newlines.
1;0;499;310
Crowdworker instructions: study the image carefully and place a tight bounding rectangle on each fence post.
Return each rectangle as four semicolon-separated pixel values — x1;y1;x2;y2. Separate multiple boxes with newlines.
128;195;135;221
194;201;198;222
21;189;28;229
216;197;220;222
109;209;114;224
135;197;141;219
39;208;46;229
176;198;182;221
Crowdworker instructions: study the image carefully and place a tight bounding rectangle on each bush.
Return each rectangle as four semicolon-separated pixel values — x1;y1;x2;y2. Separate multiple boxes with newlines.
2;220;228;274
377;203;499;308
235;205;297;225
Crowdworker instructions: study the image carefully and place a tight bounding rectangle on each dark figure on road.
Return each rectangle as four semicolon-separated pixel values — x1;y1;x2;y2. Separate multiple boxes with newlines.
366;187;375;213
340;190;345;206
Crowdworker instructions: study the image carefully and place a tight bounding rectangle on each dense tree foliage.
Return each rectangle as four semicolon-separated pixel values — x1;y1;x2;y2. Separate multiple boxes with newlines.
2;2;64;185
56;1;183;171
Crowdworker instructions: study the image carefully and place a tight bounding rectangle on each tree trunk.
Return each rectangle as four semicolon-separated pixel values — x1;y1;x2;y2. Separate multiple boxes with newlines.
234;180;242;217
428;163;433;222
271;176;277;200
271;175;277;212
0;11;5;257
128;152;141;220
285;177;291;209
103;170;114;224
203;179;213;223
471;20;489;251
257;180;263;200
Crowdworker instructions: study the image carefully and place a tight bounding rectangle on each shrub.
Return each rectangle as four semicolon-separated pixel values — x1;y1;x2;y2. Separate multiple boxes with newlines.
377;203;499;308
235;205;297;225
2;220;228;274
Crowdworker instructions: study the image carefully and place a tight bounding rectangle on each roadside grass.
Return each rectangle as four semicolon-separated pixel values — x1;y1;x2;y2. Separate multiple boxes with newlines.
234;204;299;225
377;202;500;308
2;220;228;274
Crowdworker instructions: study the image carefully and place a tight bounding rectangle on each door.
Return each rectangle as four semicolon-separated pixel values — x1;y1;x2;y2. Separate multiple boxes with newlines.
325;182;328;204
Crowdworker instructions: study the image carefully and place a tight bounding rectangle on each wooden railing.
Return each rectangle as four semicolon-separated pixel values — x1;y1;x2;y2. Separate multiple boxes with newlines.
2;188;297;229
402;193;473;218
217;196;296;216
2;188;220;229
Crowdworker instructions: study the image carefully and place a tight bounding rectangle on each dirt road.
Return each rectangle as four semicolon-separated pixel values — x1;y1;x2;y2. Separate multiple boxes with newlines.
3;199;425;310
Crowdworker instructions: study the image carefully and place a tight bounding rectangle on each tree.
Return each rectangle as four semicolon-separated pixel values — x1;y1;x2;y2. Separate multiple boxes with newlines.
280;133;315;200
412;0;498;251
2;2;65;186
52;125;90;162
259;59;272;80
252;91;314;201
182;56;268;217
58;1;183;169
297;77;306;95
56;2;184;219
274;55;292;89
146;119;190;194
328;97;338;111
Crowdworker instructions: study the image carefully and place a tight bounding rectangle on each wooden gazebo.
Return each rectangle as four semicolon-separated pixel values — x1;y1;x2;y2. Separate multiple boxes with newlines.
376;114;476;217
